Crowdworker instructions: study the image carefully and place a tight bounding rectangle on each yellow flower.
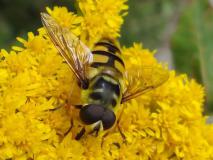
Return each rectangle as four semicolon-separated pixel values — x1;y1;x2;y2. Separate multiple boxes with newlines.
46;6;83;36
13;32;48;53
56;132;85;160
0;0;213;159
78;0;128;47
122;43;157;68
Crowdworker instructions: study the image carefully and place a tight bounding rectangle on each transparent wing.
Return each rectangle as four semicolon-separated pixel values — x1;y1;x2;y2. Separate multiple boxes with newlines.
122;65;169;103
41;13;93;88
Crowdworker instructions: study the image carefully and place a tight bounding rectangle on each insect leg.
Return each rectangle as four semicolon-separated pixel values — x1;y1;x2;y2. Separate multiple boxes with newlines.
116;105;127;140
101;132;109;148
75;127;86;140
118;125;126;140
64;119;74;136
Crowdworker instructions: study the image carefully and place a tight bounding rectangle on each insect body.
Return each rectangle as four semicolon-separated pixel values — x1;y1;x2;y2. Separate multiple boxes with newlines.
80;41;124;131
41;13;169;139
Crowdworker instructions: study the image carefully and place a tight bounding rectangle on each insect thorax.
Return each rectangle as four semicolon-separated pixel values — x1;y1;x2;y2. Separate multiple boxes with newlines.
87;74;122;108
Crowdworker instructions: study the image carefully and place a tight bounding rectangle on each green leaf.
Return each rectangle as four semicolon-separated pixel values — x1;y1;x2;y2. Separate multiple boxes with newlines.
171;0;213;112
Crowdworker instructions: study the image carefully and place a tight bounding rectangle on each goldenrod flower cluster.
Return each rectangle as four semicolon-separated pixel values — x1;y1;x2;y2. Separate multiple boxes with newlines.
0;0;212;159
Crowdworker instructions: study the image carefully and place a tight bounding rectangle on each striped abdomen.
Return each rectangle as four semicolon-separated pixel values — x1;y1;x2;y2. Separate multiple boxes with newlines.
87;40;125;108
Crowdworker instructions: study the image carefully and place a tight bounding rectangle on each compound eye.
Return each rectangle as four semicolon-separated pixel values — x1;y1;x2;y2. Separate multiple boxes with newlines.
102;109;116;130
80;104;104;125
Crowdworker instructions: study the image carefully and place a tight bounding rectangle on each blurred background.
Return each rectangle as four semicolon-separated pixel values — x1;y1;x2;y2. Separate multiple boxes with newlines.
0;0;212;113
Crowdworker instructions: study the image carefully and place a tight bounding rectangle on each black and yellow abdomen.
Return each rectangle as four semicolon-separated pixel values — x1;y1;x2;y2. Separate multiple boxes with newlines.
88;40;124;108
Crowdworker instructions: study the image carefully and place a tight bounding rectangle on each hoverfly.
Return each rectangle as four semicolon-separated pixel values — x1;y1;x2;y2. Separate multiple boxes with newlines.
41;13;169;140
